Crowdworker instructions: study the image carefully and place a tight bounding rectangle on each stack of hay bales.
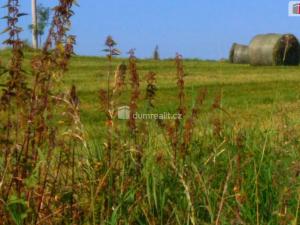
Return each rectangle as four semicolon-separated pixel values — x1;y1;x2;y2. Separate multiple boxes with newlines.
249;34;300;66
230;33;300;66
229;43;249;64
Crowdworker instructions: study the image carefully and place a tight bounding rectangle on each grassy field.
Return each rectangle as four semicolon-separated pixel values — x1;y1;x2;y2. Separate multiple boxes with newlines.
66;55;300;129
1;48;300;224
2;49;300;137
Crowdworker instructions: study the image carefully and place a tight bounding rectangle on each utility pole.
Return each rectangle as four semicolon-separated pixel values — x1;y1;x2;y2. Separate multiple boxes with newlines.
31;0;38;49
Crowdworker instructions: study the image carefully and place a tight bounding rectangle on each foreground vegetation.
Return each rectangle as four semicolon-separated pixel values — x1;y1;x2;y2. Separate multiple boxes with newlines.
1;1;300;225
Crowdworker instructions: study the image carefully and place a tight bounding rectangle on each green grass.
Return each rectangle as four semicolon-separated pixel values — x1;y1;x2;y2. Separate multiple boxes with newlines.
65;54;300;143
2;49;300;130
2;49;300;141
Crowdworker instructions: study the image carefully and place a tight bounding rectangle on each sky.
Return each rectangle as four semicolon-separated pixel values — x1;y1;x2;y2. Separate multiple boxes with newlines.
0;0;299;59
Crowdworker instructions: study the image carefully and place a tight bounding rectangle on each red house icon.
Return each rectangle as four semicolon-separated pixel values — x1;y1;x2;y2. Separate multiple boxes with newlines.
293;3;300;14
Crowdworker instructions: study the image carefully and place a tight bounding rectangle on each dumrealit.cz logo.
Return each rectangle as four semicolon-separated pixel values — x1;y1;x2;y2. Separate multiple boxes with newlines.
289;1;300;16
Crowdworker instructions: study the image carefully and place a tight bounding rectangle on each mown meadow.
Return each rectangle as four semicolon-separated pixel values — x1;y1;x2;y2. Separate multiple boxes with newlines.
0;1;300;225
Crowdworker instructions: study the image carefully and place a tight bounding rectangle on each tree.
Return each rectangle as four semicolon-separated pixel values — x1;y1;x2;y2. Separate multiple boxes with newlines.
153;45;160;60
30;3;50;48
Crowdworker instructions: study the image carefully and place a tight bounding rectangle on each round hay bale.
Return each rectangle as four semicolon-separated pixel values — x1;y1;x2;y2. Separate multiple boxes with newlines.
229;43;249;64
249;33;300;66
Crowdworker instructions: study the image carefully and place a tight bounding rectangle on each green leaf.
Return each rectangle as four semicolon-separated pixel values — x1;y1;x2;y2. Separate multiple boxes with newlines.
0;27;11;35
24;166;39;189
112;48;121;56
61;191;73;204
20;69;30;75
0;69;8;76
6;195;29;225
1;4;9;9
1;16;11;20
17;13;28;17
73;0;80;7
